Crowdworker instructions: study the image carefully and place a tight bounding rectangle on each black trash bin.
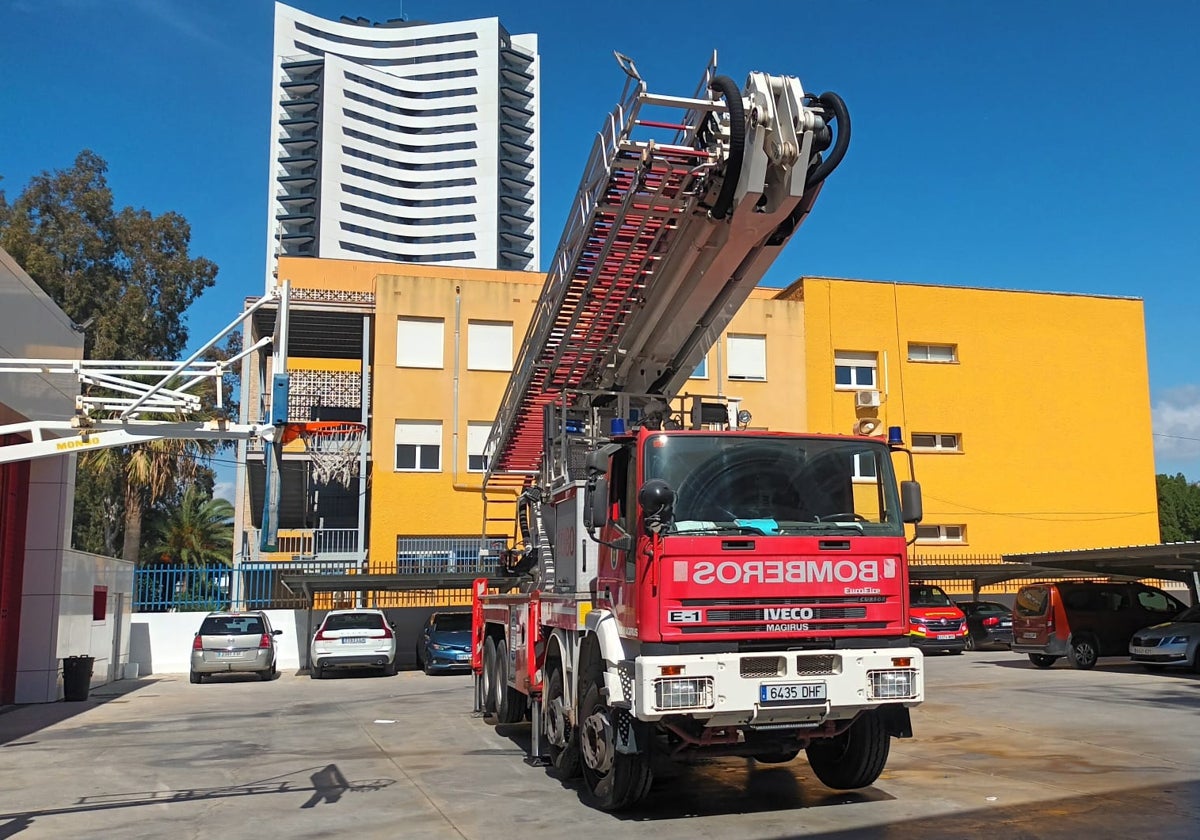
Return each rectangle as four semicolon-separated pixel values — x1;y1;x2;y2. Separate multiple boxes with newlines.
62;655;95;702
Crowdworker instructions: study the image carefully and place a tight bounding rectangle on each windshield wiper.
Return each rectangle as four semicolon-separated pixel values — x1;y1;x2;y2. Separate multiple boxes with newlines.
672;524;770;536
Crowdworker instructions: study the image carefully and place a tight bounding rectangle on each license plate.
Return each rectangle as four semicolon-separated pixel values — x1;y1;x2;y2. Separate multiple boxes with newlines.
937;634;957;640
342;637;367;644
215;651;240;659
1130;646;1158;656
760;682;826;705
455;652;470;660
1023;632;1039;639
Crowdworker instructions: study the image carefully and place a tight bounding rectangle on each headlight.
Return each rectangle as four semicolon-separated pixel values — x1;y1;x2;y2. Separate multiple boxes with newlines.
1165;635;1190;645
430;642;449;651
909;617;926;625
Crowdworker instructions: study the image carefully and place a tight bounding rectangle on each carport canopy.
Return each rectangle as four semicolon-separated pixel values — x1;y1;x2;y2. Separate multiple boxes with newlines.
279;572;518;671
1003;542;1200;603
906;562;1139;598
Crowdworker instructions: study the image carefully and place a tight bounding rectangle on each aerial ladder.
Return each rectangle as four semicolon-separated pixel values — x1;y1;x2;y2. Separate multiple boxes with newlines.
482;52;850;561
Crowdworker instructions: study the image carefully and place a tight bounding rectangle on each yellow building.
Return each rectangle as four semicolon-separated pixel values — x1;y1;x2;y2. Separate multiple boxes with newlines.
233;259;1159;599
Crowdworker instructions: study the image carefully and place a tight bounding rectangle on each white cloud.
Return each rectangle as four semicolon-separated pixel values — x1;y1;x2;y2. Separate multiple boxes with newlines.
213;479;235;504
1153;385;1200;479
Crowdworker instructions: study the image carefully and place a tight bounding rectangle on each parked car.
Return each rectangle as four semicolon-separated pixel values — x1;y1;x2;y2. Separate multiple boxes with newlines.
908;584;967;653
310;609;397;679
190;611;281;683
1011;581;1186;670
415;611;472;675
1129;605;1200;671
957;600;1014;650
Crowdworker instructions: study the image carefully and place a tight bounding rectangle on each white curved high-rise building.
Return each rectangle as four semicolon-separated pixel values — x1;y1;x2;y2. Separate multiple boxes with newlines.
265;3;539;285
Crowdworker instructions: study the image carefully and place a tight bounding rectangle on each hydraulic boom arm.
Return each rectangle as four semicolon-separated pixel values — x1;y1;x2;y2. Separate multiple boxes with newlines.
485;55;849;481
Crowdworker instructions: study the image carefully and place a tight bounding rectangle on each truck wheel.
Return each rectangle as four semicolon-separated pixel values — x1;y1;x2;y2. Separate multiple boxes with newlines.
494;640;526;724
805;709;890;790
481;637;498;714
1070;635;1099;670
1028;654;1058;669
578;664;652;811
544;666;581;778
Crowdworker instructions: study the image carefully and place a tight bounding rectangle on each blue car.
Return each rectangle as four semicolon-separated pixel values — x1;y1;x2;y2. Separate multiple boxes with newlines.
416;611;473;674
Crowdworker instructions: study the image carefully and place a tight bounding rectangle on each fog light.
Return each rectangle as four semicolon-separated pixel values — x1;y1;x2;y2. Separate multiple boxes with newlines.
868;669;917;700
653;677;714;710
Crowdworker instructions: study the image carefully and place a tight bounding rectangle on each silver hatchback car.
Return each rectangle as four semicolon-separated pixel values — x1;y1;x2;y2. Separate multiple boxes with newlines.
190;611;281;683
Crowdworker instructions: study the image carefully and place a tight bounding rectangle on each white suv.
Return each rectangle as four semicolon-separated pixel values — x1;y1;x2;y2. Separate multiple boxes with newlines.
310;609;397;679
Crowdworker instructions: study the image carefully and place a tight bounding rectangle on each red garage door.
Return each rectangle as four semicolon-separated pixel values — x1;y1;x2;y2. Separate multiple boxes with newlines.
0;438;31;705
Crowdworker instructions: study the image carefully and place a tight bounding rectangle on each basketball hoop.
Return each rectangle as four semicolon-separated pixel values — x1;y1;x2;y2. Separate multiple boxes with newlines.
281;422;366;487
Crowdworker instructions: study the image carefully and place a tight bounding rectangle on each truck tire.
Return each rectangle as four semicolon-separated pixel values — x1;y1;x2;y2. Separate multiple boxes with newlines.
481;636;498;714
1028;653;1058;669
544;665;581;778
805;709;890;790
578;661;652;811
494;640;526;724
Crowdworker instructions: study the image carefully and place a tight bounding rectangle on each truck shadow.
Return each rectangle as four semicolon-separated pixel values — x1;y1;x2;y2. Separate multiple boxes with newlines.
490;720;893;820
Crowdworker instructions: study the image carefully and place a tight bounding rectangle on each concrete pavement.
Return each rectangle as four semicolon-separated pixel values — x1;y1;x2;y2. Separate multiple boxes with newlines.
1;652;1198;839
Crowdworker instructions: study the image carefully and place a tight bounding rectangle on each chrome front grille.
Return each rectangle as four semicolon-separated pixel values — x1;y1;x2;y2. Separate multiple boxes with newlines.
740;656;784;678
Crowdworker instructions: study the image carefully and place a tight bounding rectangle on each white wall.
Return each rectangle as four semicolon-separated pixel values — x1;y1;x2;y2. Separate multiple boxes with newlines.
130;606;442;674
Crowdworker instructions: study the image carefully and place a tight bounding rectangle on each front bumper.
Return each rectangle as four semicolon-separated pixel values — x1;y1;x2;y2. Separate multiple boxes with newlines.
909;632;966;653
191;649;272;674
425;647;472;670
627;648;923;727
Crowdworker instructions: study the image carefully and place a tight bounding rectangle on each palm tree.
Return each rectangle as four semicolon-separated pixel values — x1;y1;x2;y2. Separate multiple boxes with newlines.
149;486;234;568
83;437;216;564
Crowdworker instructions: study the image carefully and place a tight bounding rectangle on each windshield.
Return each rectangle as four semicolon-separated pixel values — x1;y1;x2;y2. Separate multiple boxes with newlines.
1173;605;1200;623
433;613;471;632
910;585;954;607
642;433;903;537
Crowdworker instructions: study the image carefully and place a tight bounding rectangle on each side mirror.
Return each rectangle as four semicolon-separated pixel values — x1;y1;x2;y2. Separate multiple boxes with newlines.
273;629;283;636
901;480;923;524
585;476;610;531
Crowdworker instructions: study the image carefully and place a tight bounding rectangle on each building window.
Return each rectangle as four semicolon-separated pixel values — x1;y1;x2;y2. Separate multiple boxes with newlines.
467;422;491;472
690;356;708;379
911;433;962;452
396;317;444;368
834;351;877;389
908;343;958;363
395;421;442;472
915;524;966;544
853;453;877;480
467;321;513;371
727;335;766;381
92;586;107;622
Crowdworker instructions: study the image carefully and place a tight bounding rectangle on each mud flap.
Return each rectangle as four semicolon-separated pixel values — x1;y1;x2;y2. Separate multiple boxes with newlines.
614;709;649;755
876;704;913;739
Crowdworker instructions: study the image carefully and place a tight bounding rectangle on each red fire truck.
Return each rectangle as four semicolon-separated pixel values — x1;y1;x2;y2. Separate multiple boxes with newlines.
473;55;924;811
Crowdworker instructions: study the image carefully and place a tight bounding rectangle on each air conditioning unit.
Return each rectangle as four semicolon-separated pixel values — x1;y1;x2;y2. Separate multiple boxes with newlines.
855;389;881;408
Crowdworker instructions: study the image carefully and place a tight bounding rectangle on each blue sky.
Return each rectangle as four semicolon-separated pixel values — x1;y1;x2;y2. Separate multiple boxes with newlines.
2;0;1199;491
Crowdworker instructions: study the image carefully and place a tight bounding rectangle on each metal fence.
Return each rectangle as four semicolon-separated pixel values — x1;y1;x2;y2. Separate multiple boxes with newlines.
396;536;508;576
134;560;358;612
243;528;361;556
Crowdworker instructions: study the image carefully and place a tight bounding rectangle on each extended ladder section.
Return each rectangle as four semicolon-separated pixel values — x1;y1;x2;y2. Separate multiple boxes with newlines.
484;57;849;488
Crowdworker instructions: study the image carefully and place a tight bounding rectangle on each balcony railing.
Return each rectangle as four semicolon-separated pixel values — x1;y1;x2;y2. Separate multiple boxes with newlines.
244;528;361;558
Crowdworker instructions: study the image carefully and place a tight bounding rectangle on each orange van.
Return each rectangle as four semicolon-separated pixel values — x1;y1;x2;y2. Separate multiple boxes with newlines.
908;583;967;653
1011;581;1185;669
